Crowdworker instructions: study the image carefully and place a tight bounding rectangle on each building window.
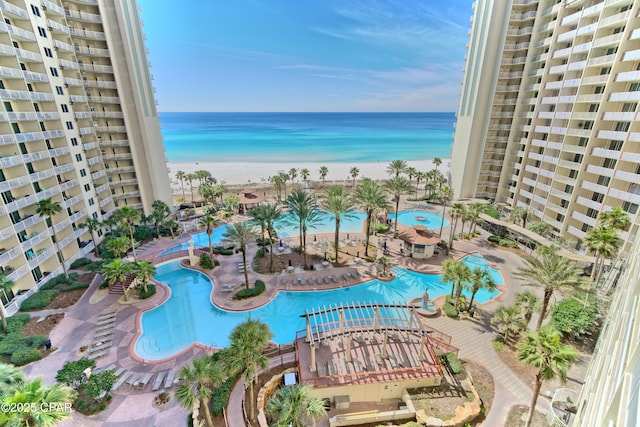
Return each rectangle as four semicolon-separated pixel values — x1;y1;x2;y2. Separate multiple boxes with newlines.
61;104;69;113
44;47;52;58
31;5;40;16
70;137;78;146
597;175;611;186
55;86;63;95
75;154;82;161
88;198;95;206
622;102;637;112
603;158;617;169
65;121;73;130
622;201;638;215
79;169;86;177
609;140;623;151
591;192;604;203
37;26;46;37
615;122;630;132
586;208;598;219
581;223;591;233
84;184;91;192
49;67;58;77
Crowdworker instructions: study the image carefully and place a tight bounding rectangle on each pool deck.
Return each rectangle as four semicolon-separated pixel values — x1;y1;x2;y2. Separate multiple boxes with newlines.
18;203;589;426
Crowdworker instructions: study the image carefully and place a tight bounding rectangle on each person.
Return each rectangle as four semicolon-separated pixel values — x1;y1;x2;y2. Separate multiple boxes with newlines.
469;304;476;318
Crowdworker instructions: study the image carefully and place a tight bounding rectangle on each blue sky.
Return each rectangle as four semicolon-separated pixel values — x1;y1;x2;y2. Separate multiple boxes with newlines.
138;0;474;112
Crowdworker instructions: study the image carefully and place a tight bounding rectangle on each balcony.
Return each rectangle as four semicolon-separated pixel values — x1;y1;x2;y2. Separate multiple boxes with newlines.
571;210;597;227
608;188;640;204
592;33;623;49
68;27;106;40
99;197;113;208
597;129;627;140
582;74;609;85
602;112;636;121
78;63;113;73
79;127;95;135
546;202;568;215
621;152;640;163
567;225;586;239
59;179;78;192
65;8;102;23
562;145;587;155
615;170;640;184
90;111;123;119
87;156;102;166
592;147;621;160
91;170;106;180
89;96;121;105
585;164;614;177
587;54;616;67
100;139;129;147
581;180;608;195
575;93;603;103
59;58;80;70
0;89;55;102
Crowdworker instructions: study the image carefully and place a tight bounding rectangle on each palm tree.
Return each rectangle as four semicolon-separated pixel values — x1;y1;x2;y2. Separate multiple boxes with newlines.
222;222;257;288
438;186;454;238
286;189;322;269
378;256;390;276
349;167;360;187
322;185;356;263
516;245;583;329
0;275;14;330
424;180;437;200
584;225;622;282
300;168;310;185
78;217;102;257
510;206;530;227
266;384;327;427
131;260;155;293
515;291;541;330
271;174;286;202
318;166;329;185
256;204;283;273
175;170;187;200
492;305;525;343
599;206;630;230
107;236;131;259
151;200;171;238
199;214;219;258
354;179;390;258
0;377;75;427
406;167;417;188
223;320;273;422
101;259;132;300
175;357;226;427
116;206;140;261
386;160;408;177
289;167;298;188
528;221;551;238
448;203;465;249
384;176;412;238
414;171;425;198
467;267;496;311
442;259;471;301
468;202;486;235
0;363;26;395
432;157;442;172
250;205;268;244
36;198;68;278
518;325;579;427
186;173;196;202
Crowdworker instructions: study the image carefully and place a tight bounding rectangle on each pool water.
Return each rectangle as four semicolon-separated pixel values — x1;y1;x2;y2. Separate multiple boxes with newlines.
162;209;448;255
134;254;502;360
389;209;450;228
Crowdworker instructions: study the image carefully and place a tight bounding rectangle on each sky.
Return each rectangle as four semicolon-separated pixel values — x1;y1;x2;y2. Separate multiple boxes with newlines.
137;0;474;112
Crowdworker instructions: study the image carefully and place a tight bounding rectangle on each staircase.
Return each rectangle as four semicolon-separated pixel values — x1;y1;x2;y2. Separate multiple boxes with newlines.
108;275;134;295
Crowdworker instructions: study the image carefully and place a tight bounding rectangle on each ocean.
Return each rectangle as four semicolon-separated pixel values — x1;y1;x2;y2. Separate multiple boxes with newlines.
160;112;454;163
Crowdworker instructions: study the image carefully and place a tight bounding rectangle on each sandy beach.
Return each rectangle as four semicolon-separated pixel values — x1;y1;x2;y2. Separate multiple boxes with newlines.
167;159;451;188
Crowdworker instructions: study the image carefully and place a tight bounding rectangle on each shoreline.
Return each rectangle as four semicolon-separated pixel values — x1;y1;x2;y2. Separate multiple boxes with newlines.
167;159;450;187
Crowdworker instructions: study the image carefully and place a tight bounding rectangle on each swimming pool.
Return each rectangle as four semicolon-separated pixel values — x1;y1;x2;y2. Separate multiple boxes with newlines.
161;209;448;255
389;209;450;228
134;254;502;360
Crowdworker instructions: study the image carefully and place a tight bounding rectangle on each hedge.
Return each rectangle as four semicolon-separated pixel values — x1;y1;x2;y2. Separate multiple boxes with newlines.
214;246;234;256
235;280;266;300
138;284;156;300
199;253;214;269
11;348;42;366
40;273;89;292
443;352;463;374
70;258;92;269
443;295;459;318
211;377;235;416
20;290;59;311
2;314;30;335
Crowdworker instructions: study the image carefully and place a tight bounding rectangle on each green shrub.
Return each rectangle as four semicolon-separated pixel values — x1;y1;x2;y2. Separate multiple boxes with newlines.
487;235;502;244
25;335;48;348
84;260;107;272
213;259;220;267
443;296;459;318
138;284;156;300
56;358;96;389
0;335;28;355
443;352;463;374
375;223;390;233
255;248;265;258
235;280;266;300
70;258;92;269
211;377;235;416
11;348;42;366
2;314;31;335
552;298;599;340
499;239;518;248
199;253;214;269
133;226;154;242
20;290;59;311
484;206;501;219
492;339;504;352
213;246;234;256
40;273;88;292
256;237;275;247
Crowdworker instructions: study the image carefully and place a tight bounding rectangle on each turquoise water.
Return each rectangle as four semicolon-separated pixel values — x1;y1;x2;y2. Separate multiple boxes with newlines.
161;210;448;255
389;210;450;228
161;112;454;163
134;255;502;360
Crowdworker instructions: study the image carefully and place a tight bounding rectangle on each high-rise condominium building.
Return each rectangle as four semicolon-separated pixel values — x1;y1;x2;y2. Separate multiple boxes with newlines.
451;0;639;253
570;231;640;426
0;0;170;298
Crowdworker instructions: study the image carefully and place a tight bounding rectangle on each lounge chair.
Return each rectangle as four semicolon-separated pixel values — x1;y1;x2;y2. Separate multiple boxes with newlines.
164;370;175;388
330;275;338;283
126;373;141;388
111;372;132;391
316;277;322;285
114;367;125;377
136;372;154;390
152;372;166;391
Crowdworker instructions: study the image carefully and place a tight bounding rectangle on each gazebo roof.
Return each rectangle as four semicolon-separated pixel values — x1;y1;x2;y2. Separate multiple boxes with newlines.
398;226;440;246
237;189;264;205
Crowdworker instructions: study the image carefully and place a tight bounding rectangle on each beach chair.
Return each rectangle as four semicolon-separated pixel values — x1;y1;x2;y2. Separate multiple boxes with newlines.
164;370;175;388
316;277;322;285
136;372;154;390
111;372;132;391
152;371;166;391
126;373;141;389
330;275;338;283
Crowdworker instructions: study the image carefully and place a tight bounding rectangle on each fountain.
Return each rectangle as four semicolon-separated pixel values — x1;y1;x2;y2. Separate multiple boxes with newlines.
409;289;440;317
